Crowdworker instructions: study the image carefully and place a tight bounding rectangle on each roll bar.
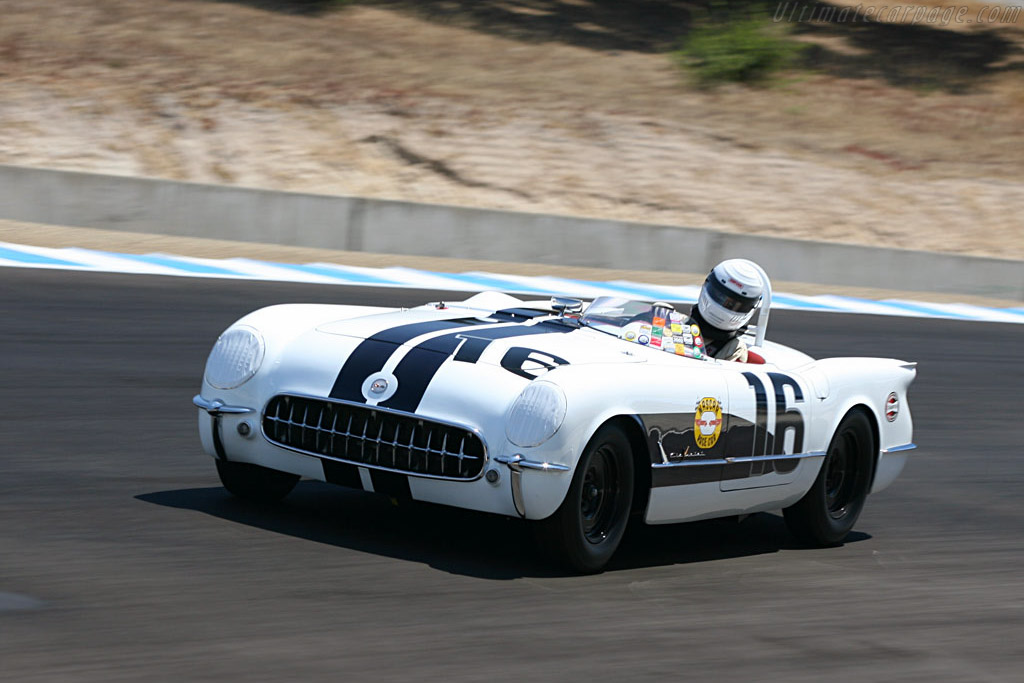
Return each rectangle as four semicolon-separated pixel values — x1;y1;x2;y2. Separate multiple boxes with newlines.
743;260;772;348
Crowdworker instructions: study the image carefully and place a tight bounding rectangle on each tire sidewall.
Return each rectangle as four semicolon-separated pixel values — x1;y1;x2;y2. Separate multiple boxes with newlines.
541;424;635;573
785;410;875;546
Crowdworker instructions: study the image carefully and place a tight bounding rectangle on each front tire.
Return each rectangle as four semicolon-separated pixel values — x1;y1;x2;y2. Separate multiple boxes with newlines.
784;410;875;546
216;460;300;503
537;424;634;573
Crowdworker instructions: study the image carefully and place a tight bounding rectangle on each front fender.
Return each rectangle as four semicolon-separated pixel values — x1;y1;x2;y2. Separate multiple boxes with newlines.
511;359;724;519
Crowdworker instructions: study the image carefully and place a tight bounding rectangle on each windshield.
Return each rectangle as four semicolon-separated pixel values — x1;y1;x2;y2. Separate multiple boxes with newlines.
580;297;662;334
581;296;707;359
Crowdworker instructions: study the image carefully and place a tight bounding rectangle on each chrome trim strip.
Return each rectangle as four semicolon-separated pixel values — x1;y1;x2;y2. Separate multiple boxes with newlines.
260;393;490;482
651;450;827;468
193;394;254;415
494;454;571;472
882;443;917;454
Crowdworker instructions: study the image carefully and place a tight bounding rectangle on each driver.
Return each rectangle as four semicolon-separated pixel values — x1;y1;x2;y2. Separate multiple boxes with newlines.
686;259;765;362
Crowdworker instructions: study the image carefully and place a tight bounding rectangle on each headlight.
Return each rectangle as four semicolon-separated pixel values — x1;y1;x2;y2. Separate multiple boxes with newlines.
506;382;567;448
204;326;265;389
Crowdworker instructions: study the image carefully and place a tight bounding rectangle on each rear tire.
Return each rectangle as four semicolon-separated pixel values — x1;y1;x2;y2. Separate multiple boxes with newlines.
216;460;300;503
537;424;634;574
784;411;875;546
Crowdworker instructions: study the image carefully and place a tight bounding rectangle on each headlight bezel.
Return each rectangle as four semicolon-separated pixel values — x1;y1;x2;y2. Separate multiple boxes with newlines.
505;381;567;448
204;325;266;390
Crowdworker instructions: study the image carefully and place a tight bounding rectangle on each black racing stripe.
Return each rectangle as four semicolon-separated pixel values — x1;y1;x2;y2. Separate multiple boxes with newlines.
322;459;362;489
377;343;462;412
454;323;573;366
380;321;574;413
451;321;571;363
368;470;412;501
329;318;484;402
491;307;550;322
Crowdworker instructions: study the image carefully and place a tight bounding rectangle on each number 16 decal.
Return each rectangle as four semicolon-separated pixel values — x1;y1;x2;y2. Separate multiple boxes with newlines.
743;372;805;456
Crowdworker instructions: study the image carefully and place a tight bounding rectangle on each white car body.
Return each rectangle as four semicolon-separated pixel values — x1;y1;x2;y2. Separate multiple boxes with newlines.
194;291;916;532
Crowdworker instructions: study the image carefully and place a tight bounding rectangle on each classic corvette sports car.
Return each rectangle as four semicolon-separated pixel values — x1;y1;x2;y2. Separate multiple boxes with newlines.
193;285;916;572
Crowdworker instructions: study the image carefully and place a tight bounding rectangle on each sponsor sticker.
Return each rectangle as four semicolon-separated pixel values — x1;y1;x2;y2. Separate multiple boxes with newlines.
624;331;636;341
690;324;701;336
638;334;650;345
651;336;662;348
695;397;723;449
653;316;666;328
670;323;682;334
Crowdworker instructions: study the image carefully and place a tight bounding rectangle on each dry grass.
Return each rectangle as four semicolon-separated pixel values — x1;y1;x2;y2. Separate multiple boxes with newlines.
0;0;1022;259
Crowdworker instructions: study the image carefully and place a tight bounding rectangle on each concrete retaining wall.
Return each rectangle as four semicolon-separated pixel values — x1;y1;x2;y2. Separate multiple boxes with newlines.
2;164;1021;300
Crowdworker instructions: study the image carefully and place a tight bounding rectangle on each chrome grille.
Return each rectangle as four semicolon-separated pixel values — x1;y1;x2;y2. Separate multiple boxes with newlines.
262;394;486;480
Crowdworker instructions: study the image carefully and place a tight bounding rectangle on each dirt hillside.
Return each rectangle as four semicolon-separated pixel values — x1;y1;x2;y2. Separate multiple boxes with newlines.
1;0;1022;260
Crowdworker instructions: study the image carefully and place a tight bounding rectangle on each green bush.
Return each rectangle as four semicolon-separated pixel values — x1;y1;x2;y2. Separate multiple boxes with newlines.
676;17;805;86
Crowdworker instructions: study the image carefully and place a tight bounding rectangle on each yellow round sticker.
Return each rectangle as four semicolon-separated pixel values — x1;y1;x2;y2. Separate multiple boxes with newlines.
694;397;723;449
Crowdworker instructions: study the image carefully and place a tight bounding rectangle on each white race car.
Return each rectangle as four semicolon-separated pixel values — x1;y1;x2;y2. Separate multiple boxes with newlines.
194;286;916;573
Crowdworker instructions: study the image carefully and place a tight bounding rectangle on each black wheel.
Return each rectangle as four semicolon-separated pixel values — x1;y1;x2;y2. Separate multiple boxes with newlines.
215;460;300;503
537;423;634;573
784;410;875;546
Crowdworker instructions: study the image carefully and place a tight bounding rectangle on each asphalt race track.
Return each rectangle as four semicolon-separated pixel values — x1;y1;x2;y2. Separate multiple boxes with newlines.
2;268;1022;682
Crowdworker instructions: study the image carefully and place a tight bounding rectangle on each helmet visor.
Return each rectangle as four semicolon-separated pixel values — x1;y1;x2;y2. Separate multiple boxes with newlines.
704;276;760;314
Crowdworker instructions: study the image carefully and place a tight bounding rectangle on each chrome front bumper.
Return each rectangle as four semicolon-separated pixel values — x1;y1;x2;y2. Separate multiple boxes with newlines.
192;394;254;415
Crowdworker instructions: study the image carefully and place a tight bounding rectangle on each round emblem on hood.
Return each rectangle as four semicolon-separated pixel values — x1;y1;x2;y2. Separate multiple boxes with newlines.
361;372;398;402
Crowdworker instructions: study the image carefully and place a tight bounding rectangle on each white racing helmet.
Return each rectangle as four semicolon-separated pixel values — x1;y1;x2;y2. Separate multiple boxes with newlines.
697;259;765;331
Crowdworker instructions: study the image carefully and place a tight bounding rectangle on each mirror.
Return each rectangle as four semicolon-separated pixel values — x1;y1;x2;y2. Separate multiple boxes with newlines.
550;296;584;315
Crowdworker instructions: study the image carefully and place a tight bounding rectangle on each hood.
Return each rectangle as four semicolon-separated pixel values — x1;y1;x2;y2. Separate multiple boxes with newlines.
317;308;645;371
315;310;643;421
261;303;647;426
